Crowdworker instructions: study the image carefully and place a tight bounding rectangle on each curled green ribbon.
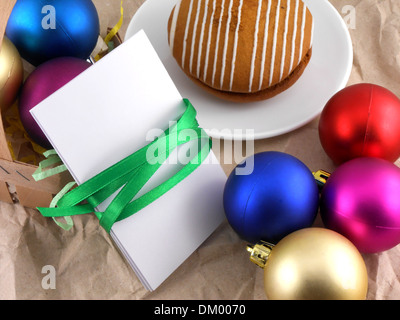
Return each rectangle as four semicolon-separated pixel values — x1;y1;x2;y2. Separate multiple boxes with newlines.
37;99;211;233
32;149;68;181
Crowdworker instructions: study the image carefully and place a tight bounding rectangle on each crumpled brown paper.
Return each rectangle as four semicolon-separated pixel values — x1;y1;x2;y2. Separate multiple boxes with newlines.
1;0;400;300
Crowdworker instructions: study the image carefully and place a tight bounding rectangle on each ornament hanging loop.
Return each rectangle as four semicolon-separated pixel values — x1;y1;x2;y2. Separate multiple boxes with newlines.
247;241;275;269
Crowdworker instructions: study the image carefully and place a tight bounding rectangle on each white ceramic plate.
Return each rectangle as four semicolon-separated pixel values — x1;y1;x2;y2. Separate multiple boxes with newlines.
125;0;353;140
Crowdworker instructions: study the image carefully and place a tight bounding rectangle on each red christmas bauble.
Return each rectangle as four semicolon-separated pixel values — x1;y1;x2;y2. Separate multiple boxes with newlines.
319;83;400;165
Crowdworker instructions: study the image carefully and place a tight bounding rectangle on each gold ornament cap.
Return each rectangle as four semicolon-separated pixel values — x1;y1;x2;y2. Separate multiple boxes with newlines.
312;169;331;188
246;241;274;269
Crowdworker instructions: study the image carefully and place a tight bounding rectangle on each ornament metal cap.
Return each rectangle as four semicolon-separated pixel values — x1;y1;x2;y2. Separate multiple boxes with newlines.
246;241;274;268
313;169;331;188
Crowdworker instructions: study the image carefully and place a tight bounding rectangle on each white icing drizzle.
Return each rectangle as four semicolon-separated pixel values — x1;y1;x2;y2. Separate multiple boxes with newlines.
169;0;182;54
258;0;272;91
310;17;314;49
269;0;281;86
189;0;202;73
176;0;312;92
196;0;210;78
279;0;291;81
181;0;194;68
229;0;243;91
288;0;299;72
298;1;307;65
248;0;263;92
211;0;225;86
203;0;217;82
219;0;234;89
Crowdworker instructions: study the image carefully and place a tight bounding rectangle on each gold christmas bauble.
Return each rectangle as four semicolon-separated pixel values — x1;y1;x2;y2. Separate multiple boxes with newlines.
0;36;24;111
263;228;368;300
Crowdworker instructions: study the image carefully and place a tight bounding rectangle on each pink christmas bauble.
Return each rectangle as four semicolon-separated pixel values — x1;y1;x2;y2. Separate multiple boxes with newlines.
19;57;91;149
320;157;400;253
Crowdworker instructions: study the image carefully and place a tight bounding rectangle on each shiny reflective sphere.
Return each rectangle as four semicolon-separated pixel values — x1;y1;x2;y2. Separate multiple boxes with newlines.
19;57;91;149
264;228;368;300
223;152;319;244
0;36;23;110
6;0;99;66
319;83;400;164
320;157;400;253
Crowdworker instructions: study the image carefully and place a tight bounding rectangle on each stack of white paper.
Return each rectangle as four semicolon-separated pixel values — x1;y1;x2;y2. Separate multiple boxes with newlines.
31;30;227;291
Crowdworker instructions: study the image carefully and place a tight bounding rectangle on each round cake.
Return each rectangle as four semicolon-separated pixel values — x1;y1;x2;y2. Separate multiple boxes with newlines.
168;0;314;102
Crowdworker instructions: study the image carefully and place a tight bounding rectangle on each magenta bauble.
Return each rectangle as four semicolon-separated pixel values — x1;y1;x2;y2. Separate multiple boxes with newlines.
19;57;91;149
320;157;400;253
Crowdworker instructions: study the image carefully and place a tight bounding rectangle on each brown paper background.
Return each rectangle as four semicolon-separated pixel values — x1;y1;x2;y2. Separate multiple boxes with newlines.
1;0;400;300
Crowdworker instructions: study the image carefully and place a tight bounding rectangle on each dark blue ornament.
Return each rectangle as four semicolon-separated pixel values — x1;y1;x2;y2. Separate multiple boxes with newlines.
223;151;319;244
6;0;100;66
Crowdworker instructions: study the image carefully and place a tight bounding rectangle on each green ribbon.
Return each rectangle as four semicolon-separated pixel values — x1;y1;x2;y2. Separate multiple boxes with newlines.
32;149;68;181
37;99;211;233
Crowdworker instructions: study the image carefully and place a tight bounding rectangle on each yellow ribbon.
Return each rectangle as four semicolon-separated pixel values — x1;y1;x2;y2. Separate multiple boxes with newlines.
95;0;124;61
4;102;47;164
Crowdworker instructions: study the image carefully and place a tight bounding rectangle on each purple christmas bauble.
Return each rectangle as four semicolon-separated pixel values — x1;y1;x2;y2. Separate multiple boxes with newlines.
320;157;400;253
19;57;91;149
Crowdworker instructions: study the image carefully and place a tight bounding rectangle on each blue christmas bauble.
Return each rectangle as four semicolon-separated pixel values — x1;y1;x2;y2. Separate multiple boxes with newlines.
6;0;100;66
223;151;319;244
